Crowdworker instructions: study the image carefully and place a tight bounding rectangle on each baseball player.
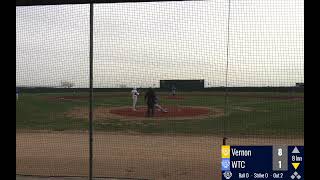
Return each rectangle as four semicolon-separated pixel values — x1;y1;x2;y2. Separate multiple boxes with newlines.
16;87;19;100
154;96;168;113
171;85;176;96
144;88;156;117
131;87;139;111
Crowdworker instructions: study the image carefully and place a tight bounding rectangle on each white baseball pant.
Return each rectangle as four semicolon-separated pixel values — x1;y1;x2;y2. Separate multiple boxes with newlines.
132;96;137;110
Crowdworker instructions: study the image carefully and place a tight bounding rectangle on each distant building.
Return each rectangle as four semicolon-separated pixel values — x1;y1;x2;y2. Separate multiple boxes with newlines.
295;83;304;87
160;80;204;90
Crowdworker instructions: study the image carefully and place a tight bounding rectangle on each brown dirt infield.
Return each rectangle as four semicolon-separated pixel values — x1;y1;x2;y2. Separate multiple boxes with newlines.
110;106;209;117
16;132;304;180
164;96;185;100
65;106;224;121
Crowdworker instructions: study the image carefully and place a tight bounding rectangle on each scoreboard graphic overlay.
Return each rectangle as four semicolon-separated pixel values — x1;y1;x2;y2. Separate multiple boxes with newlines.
221;146;304;179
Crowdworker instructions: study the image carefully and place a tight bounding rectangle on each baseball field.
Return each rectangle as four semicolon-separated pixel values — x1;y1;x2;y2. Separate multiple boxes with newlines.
16;91;304;179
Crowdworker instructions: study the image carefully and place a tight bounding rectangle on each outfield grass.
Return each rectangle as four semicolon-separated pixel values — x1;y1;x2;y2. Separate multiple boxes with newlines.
16;92;304;137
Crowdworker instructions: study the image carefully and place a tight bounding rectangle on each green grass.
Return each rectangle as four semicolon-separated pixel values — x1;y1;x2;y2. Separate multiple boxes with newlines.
16;92;304;137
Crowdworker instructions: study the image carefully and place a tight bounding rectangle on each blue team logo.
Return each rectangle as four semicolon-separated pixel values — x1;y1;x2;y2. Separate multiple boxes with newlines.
223;171;233;179
221;158;230;171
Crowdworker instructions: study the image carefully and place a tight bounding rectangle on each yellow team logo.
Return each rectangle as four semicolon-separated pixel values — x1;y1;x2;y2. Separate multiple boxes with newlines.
221;145;230;158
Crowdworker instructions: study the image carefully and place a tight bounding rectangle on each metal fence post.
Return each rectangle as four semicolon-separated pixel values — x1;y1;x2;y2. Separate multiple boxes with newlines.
89;2;94;180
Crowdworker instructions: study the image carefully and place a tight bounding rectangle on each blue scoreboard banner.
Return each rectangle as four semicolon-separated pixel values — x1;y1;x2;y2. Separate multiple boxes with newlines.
221;146;304;179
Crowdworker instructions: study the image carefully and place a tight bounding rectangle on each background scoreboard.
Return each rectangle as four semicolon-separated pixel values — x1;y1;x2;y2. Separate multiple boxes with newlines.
221;146;304;179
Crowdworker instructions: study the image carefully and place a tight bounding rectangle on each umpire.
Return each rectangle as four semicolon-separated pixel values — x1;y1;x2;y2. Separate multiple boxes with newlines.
144;88;156;117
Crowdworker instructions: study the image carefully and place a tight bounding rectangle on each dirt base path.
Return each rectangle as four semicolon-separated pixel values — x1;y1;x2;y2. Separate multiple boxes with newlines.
16;132;304;180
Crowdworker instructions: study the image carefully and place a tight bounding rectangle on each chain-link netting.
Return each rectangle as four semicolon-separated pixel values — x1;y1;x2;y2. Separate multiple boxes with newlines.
16;1;304;179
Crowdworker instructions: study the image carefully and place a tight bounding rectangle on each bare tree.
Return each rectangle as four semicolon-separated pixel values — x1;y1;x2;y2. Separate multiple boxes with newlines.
61;81;74;88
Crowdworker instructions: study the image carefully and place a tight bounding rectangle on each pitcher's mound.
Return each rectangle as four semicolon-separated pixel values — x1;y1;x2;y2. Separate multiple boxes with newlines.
66;106;224;121
164;96;185;100
110;106;208;118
